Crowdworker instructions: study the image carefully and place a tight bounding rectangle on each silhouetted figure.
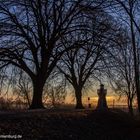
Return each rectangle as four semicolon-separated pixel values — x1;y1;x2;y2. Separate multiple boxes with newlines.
88;97;91;108
96;84;108;110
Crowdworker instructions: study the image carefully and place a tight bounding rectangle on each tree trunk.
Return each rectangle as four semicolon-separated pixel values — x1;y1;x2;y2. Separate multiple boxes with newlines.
130;13;140;112
128;99;134;116
29;80;45;109
25;91;31;108
75;89;84;109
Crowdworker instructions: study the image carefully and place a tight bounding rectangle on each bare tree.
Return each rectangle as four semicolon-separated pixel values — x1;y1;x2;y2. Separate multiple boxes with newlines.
12;69;32;108
109;0;140;112
106;31;136;115
0;0;93;109
57;8;114;109
44;71;67;108
0;68;8;96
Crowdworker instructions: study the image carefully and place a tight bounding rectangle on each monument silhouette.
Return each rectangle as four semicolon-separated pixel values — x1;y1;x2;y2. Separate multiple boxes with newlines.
96;84;108;110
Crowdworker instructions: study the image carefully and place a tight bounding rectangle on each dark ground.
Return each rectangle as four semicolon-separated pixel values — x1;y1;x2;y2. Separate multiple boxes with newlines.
0;109;140;140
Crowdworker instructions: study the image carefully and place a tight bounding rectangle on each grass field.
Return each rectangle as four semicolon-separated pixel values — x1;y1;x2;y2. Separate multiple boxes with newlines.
0;109;139;140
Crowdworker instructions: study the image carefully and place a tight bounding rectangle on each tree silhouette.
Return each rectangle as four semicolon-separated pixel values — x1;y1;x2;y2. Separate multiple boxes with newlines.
106;31;135;115
109;0;140;112
12;69;32;107
44;72;67;108
0;0;91;109
57;8;113;109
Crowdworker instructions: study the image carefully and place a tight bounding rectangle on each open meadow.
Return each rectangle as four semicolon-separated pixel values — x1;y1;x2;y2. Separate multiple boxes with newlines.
0;109;140;140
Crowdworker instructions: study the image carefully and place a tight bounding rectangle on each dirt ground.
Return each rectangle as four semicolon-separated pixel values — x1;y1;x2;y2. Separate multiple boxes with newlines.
0;109;139;140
